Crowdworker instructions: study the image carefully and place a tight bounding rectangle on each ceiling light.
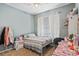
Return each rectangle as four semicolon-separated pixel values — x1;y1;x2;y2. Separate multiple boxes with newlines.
33;3;40;8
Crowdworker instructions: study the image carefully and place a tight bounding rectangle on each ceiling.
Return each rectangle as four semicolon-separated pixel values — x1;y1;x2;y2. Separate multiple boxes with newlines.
6;3;70;15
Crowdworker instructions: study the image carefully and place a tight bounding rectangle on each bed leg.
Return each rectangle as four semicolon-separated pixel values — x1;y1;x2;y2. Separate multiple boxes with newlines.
40;53;43;56
40;51;43;56
40;48;44;56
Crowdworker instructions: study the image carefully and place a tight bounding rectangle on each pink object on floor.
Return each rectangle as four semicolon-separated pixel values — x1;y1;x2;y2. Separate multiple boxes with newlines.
53;40;77;56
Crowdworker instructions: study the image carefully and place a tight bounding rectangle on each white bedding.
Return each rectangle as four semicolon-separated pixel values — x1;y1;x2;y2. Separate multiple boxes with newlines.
27;36;51;41
24;36;51;44
24;36;52;49
24;36;52;54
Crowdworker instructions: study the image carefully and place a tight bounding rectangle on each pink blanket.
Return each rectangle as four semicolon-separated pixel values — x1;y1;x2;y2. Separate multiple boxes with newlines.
53;40;77;56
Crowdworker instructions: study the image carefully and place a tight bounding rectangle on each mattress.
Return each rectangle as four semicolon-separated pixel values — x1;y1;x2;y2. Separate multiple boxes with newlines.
24;36;52;53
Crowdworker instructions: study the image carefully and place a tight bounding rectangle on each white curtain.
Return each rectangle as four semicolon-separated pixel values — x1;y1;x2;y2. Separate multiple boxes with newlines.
37;13;60;39
37;16;50;36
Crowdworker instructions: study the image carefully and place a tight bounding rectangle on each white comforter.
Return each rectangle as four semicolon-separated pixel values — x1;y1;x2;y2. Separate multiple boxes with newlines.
24;36;52;48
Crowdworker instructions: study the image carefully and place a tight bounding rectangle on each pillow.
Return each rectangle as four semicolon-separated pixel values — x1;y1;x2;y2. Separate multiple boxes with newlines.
16;35;24;41
27;33;36;37
24;34;28;38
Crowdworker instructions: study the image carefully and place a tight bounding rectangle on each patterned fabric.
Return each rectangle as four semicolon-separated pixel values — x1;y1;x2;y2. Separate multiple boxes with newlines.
53;40;77;56
8;27;14;44
4;27;9;47
24;36;52;53
4;27;14;48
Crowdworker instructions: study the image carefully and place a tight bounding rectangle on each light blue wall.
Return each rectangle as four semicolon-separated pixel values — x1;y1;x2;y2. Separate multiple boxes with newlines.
75;3;79;15
0;3;75;37
0;4;34;37
34;3;75;37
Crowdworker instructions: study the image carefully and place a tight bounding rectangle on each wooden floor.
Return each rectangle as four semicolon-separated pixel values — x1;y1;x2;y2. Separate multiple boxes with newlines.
0;46;55;56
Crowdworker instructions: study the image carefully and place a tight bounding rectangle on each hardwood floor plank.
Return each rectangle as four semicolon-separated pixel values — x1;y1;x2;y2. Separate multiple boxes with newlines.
0;47;55;56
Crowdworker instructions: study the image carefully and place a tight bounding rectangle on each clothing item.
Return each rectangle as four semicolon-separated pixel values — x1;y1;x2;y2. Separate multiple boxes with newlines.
4;27;9;47
53;40;77;56
0;27;5;45
1;27;14;48
8;27;14;44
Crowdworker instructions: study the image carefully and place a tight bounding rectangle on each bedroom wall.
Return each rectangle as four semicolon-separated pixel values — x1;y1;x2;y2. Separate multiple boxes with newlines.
75;3;79;15
0;3;34;37
34;3;75;38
